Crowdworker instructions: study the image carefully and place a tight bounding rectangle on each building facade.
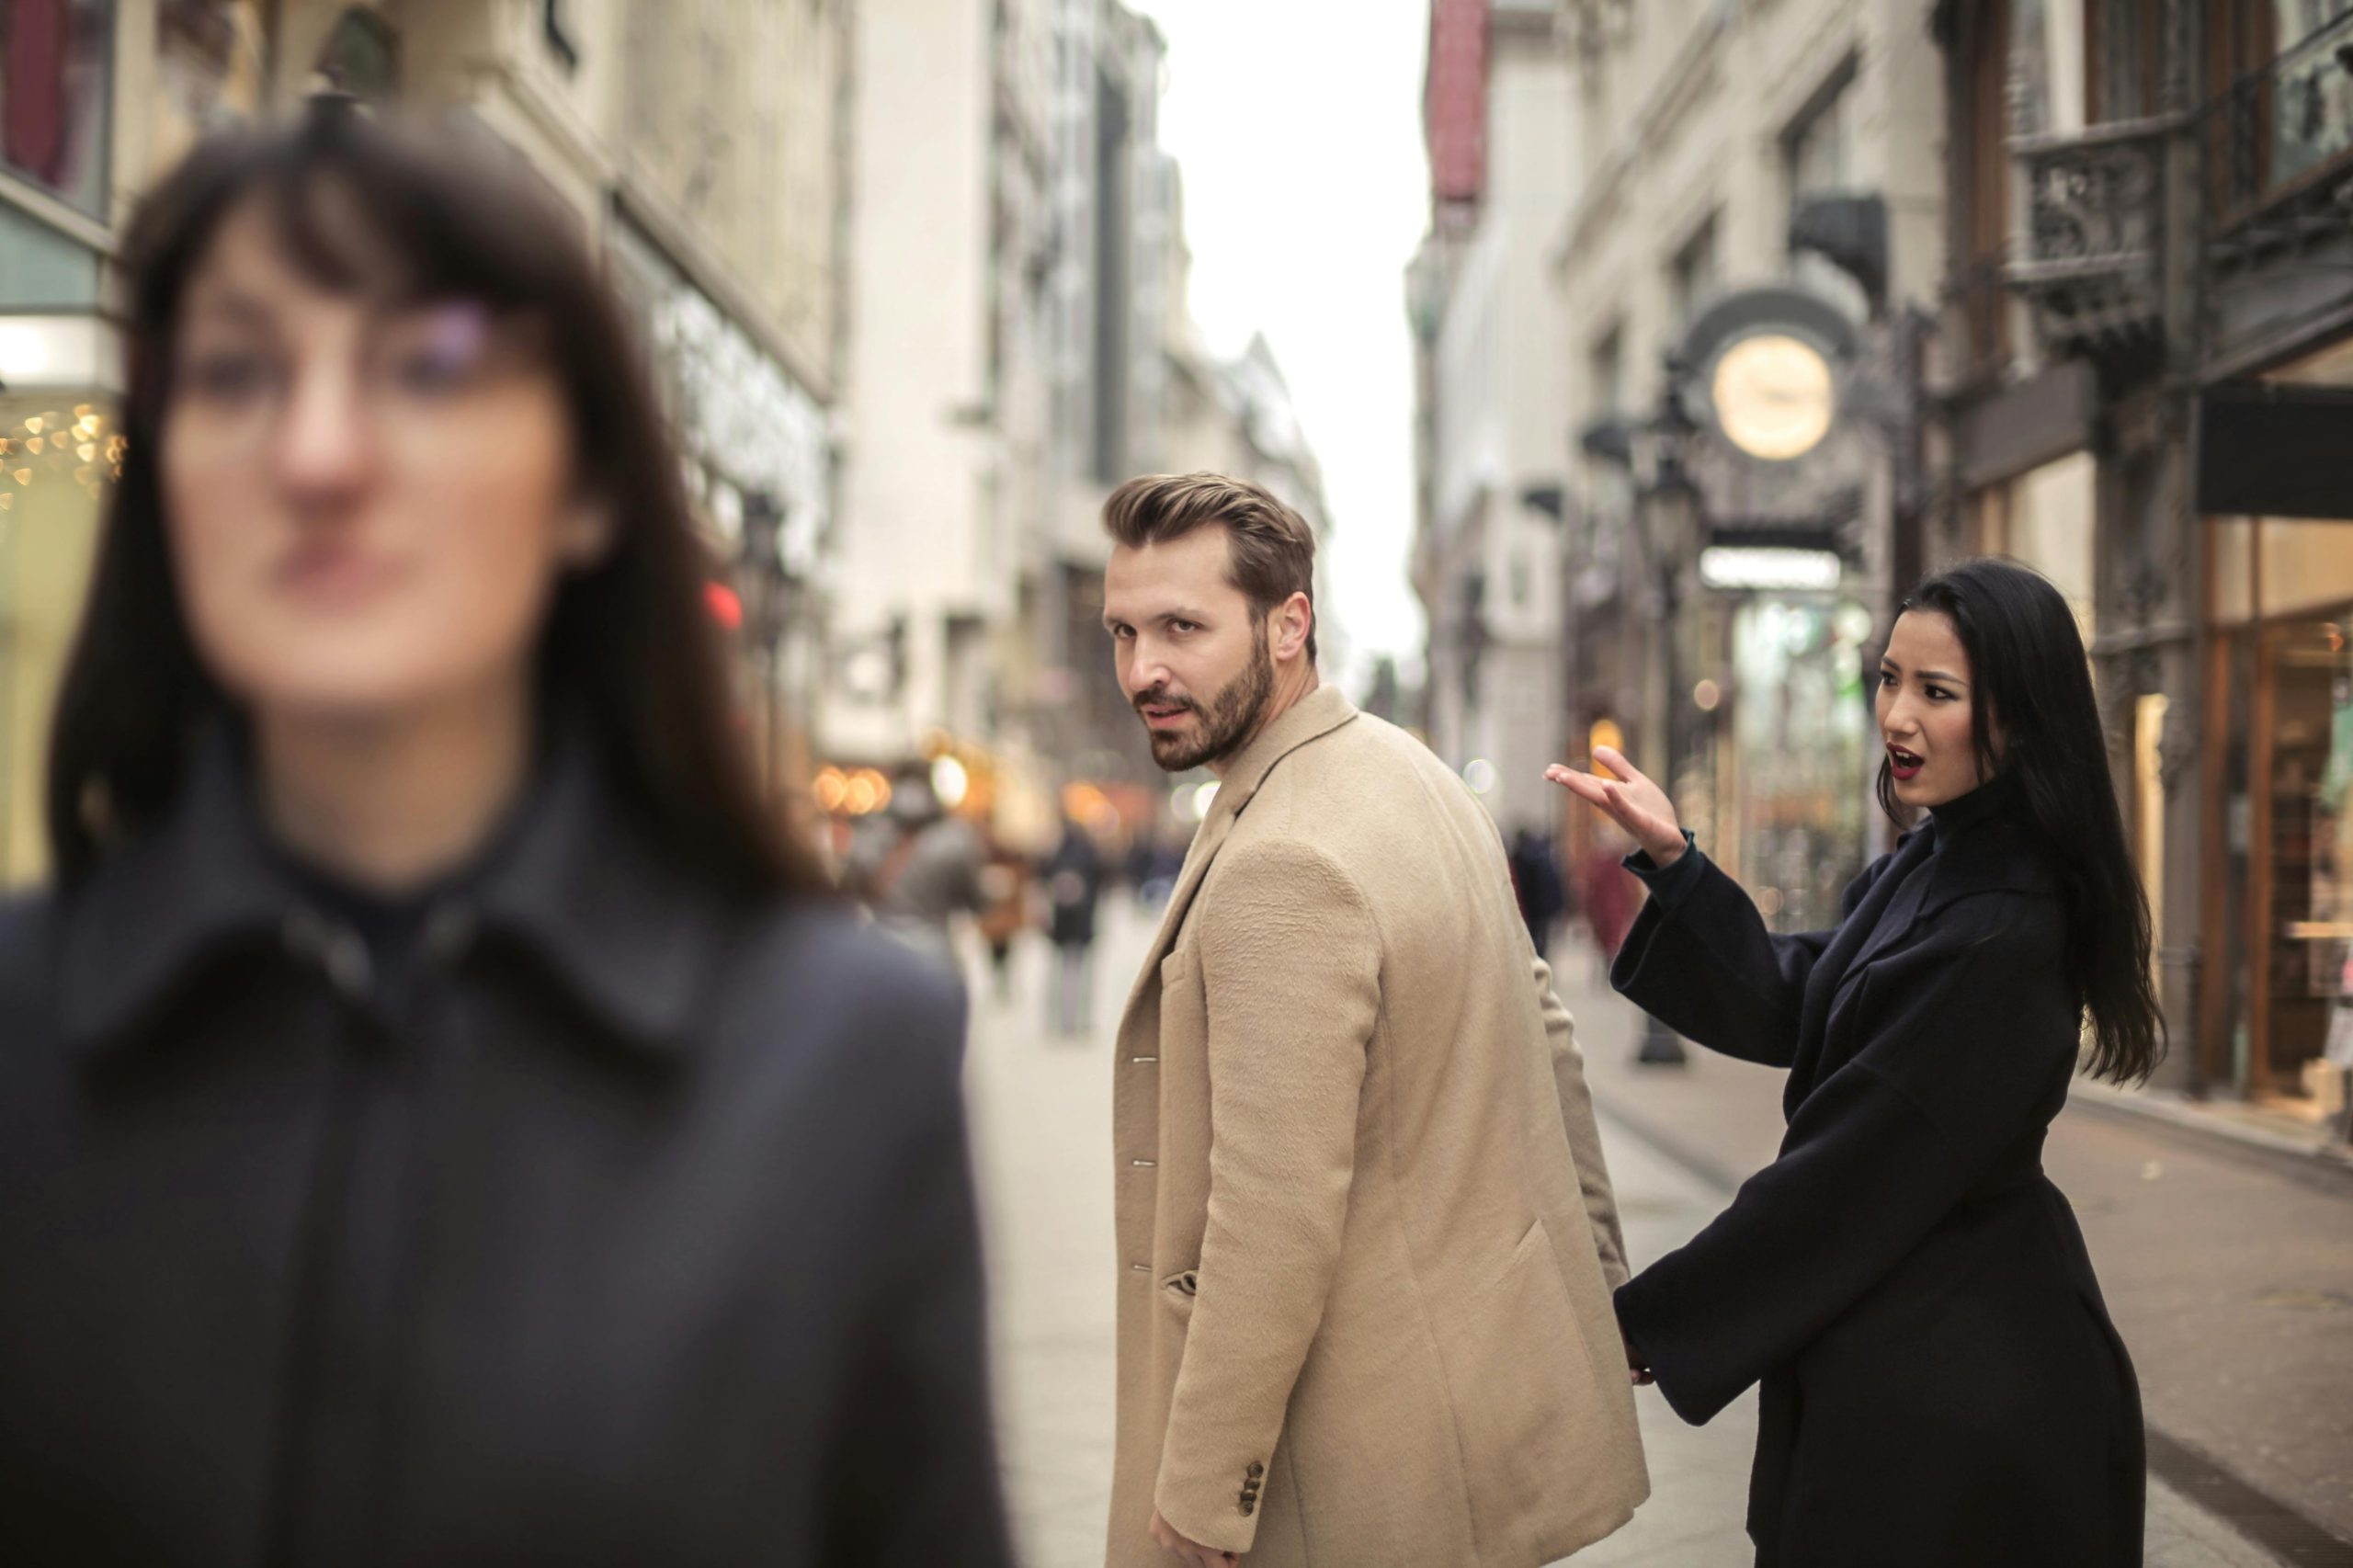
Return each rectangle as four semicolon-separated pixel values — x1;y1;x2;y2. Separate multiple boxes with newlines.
1410;0;1577;841
1549;0;1944;929
0;0;851;884
1938;0;2353;1133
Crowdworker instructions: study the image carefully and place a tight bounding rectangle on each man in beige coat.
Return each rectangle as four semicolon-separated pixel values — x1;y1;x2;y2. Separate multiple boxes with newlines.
1097;473;1648;1568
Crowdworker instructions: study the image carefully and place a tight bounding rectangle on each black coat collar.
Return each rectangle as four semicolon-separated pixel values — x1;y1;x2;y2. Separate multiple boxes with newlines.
57;722;729;1062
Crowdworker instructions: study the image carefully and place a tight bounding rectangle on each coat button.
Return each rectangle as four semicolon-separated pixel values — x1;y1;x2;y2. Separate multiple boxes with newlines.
1246;1462;1264;1479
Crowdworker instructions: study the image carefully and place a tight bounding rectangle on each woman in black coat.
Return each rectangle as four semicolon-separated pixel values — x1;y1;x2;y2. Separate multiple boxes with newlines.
1551;559;2157;1568
0;108;1012;1567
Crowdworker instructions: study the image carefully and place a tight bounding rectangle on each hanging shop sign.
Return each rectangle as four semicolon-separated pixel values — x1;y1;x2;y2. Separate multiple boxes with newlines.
612;219;829;576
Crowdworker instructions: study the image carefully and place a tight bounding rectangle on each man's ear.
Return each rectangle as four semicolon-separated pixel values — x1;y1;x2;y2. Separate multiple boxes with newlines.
1272;591;1313;663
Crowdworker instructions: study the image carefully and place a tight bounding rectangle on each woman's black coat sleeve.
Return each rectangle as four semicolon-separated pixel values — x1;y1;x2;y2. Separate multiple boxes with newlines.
1610;837;1896;1068
1614;890;2078;1426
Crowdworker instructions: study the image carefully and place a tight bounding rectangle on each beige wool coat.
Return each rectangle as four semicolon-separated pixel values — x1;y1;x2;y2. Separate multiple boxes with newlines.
1106;687;1649;1568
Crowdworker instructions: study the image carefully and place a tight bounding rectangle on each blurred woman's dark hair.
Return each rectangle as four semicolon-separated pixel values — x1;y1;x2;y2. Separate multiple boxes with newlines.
1877;558;2165;1085
47;103;828;901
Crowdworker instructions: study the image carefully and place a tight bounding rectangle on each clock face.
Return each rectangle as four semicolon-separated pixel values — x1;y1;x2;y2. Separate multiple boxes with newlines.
1711;333;1836;460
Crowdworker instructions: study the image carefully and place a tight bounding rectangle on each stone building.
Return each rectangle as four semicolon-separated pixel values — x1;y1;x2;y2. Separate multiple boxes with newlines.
0;0;852;881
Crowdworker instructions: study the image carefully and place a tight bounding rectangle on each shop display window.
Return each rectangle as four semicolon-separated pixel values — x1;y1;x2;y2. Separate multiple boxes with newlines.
0;0;115;215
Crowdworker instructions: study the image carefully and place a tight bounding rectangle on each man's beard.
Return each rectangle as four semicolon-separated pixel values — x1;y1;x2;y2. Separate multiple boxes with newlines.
1137;623;1276;774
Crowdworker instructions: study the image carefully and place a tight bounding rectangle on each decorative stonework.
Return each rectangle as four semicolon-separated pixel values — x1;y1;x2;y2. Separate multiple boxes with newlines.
2007;118;2177;361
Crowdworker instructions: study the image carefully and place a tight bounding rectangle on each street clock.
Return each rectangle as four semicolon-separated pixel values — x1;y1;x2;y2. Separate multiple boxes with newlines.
1711;333;1837;461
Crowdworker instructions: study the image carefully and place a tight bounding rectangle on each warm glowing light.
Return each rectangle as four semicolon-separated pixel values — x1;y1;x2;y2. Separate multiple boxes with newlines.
1588;719;1625;779
1693;679;1722;711
931;756;971;810
813;767;847;812
1711;334;1836;460
704;581;744;630
843;775;879;815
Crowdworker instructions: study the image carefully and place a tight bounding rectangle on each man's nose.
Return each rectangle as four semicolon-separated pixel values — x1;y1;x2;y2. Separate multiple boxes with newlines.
1126;638;1171;694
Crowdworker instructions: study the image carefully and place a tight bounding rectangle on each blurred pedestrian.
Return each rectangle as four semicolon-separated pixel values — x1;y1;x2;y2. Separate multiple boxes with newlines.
1042;817;1103;1037
1551;558;2153;1567
1507;824;1567;960
0;107;1011;1568
974;832;1031;1003
846;767;987;975
1098;474;1646;1568
1579;819;1640;963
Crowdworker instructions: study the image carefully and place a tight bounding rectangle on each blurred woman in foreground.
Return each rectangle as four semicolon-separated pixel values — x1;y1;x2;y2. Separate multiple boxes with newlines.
0;104;1011;1567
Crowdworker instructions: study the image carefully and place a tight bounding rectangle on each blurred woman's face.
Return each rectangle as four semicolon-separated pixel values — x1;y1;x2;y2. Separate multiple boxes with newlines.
160;197;608;727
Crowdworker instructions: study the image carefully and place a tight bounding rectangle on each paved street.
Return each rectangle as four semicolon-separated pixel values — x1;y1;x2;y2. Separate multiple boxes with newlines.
963;901;2309;1566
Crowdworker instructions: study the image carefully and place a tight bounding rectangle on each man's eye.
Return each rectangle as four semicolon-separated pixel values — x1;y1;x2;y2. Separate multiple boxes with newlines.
1172;620;1199;634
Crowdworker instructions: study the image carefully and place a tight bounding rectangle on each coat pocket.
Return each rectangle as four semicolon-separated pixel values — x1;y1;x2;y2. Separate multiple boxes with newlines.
1443;1220;1609;1523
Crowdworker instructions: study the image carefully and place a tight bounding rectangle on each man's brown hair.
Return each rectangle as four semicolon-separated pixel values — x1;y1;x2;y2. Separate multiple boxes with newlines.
1102;472;1319;662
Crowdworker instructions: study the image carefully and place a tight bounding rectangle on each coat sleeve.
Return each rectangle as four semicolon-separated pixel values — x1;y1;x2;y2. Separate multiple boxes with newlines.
1609;836;1895;1068
821;974;1017;1567
1613;891;2077;1427
1154;840;1381;1556
1533;949;1631;1289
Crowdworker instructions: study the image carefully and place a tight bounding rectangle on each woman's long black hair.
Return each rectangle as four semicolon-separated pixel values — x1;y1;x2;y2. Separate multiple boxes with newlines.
46;104;830;902
1877;559;2165;1084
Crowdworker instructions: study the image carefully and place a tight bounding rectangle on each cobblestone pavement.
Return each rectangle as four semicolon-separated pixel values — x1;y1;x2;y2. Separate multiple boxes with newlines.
962;902;2296;1566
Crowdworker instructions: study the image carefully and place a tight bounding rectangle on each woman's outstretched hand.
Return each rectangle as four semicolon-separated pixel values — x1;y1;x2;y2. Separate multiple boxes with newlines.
1545;745;1687;869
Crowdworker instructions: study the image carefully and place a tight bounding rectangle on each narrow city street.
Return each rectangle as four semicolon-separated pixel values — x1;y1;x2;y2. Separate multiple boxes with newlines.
964;903;2322;1567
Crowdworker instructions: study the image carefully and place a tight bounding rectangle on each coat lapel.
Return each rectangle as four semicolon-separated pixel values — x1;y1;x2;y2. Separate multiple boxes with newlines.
1114;687;1360;1035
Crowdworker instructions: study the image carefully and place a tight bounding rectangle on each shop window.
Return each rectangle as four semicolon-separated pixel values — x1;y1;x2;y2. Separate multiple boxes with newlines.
2211;0;2353;217
314;6;399;102
1783;61;1868;322
0;196;96;307
2086;0;2163;123
152;1;265;181
1953;0;2014;374
0;0;115;215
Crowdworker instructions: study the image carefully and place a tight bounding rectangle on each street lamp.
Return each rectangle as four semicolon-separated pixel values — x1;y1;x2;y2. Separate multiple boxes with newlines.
1581;356;1705;1067
737;488;790;796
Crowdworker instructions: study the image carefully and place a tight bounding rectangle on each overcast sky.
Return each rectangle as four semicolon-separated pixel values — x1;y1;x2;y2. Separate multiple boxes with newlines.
1132;0;1432;693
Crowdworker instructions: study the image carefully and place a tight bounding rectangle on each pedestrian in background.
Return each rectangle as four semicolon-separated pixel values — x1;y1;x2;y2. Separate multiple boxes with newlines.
1043;816;1104;1037
976;831;1032;1003
1507;824;1567;961
0;106;1011;1568
845;766;988;973
1552;558;2154;1568
1099;473;1646;1568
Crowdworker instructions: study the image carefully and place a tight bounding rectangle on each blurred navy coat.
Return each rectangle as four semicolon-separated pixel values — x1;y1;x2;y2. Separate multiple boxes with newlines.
0;732;1013;1568
1610;778;2143;1568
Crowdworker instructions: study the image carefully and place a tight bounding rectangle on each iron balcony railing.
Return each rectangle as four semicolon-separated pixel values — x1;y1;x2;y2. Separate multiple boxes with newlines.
2208;6;2353;230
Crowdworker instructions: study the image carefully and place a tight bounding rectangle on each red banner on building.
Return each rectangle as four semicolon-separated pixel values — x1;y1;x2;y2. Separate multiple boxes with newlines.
1425;0;1488;206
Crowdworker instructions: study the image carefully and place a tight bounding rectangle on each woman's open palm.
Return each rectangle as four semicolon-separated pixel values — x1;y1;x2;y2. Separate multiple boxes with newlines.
1546;746;1686;868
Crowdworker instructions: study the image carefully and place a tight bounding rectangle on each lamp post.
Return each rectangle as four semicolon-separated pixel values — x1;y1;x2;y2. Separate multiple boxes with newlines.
1630;363;1702;1066
738;489;789;798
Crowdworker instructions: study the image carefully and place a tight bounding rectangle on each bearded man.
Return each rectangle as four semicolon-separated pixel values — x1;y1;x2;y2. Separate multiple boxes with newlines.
1097;473;1649;1568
